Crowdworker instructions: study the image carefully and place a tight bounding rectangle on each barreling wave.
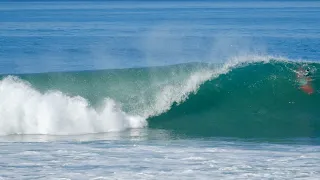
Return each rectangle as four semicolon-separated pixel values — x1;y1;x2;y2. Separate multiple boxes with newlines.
0;55;319;138
149;59;320;138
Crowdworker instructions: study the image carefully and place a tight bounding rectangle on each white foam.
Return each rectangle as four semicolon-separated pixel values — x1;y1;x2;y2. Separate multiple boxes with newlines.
0;76;146;135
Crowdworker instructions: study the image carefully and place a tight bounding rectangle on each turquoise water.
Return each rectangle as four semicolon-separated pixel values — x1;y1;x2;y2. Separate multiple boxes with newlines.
0;1;320;179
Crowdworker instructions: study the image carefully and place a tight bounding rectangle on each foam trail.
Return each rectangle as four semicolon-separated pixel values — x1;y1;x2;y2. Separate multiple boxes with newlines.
0;76;146;135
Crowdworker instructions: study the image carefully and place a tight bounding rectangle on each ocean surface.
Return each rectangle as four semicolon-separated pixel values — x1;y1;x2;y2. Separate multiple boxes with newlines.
0;0;320;179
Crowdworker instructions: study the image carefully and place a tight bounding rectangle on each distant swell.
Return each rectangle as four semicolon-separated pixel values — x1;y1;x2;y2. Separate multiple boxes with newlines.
0;56;319;138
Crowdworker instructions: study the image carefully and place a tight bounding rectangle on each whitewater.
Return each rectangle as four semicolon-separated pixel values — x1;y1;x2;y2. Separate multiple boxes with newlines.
0;0;320;179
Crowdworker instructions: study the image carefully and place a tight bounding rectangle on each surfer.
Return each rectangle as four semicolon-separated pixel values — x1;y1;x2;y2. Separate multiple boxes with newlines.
296;67;313;94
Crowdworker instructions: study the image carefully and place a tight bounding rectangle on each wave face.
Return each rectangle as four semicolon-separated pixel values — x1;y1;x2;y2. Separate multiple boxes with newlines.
0;57;319;138
149;60;320;138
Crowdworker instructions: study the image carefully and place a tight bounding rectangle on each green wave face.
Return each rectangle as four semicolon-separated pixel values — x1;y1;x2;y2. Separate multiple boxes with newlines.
148;61;320;138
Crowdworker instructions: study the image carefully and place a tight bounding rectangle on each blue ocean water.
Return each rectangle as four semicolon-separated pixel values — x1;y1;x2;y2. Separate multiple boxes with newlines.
0;0;320;179
1;0;320;74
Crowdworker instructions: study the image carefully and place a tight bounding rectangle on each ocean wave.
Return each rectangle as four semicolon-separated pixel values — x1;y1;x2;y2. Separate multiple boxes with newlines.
0;55;319;137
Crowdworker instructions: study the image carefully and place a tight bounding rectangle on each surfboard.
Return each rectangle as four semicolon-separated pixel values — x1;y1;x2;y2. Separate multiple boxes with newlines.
301;84;314;94
298;77;314;94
